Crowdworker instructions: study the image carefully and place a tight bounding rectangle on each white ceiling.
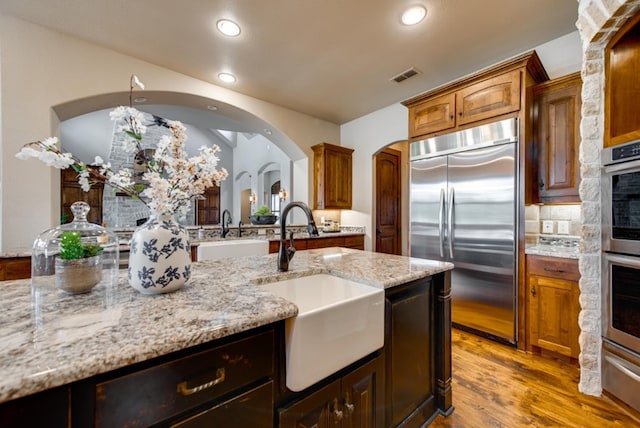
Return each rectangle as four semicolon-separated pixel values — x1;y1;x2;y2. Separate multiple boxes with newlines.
0;0;579;124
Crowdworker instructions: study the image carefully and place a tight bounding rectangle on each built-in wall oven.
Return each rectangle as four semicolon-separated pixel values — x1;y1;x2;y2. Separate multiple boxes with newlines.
602;139;640;412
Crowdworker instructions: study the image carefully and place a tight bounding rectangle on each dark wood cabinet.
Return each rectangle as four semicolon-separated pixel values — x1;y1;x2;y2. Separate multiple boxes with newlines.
94;327;275;427
404;52;545;140
172;381;273;428
277;354;384;428
385;278;436;427
312;143;354;210
605;12;640;148
532;72;582;203
0;256;31;280
268;234;364;253
0;385;69;427
526;255;580;359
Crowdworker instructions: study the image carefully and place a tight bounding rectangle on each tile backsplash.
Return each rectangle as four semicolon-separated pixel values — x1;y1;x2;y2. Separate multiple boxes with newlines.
525;204;581;244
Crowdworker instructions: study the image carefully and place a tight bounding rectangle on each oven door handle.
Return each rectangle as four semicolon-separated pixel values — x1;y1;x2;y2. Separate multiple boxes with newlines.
604;159;640;173
605;354;640;383
606;253;640;266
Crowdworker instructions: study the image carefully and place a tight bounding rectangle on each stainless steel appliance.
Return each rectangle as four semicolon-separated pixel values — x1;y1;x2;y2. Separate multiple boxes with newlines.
410;118;518;344
602;140;640;412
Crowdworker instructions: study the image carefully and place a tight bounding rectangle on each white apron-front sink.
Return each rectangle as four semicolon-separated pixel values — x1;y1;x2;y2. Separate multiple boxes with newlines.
261;273;384;392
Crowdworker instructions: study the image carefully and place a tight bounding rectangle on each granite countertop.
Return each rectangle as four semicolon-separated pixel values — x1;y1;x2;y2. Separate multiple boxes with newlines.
0;247;452;404
524;243;580;260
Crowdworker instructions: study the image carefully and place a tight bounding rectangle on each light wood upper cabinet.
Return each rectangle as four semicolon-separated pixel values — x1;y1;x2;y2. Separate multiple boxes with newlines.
532;72;582;203
605;12;640;148
526;255;580;359
312;143;354;210
409;93;456;136
456;70;521;126
404;51;547;140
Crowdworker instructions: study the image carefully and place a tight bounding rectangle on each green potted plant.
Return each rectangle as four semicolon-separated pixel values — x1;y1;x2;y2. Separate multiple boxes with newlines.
55;231;104;293
250;205;278;225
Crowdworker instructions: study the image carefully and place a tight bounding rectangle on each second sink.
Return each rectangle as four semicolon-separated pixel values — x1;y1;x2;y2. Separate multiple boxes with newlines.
197;239;269;261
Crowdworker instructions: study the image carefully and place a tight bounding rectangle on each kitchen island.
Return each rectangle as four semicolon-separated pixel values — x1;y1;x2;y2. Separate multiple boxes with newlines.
0;247;453;427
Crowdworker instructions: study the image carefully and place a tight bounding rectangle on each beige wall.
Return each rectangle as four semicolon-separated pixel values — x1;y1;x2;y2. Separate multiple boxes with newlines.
0;14;340;251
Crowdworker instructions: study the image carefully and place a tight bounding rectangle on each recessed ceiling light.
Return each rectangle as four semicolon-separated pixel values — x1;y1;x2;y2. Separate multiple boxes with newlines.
207;105;218;111
401;5;427;25
218;72;237;83
216;19;241;37
264;129;272;135
133;97;147;103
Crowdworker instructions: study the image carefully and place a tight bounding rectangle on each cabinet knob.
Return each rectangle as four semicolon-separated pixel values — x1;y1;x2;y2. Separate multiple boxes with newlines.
332;398;344;423
539;179;545;189
531;286;537;297
344;392;355;416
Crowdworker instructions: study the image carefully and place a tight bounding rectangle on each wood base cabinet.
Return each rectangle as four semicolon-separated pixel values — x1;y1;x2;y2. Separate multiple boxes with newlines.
276;353;384;428
526;255;580;358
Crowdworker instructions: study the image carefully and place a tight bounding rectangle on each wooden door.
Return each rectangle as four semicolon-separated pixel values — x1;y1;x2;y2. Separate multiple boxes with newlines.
278;380;341;428
61;168;103;224
197;185;220;225
375;148;401;255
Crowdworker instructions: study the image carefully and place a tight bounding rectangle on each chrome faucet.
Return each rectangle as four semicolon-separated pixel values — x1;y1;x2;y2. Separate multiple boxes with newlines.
278;201;319;272
238;221;244;238
221;209;232;238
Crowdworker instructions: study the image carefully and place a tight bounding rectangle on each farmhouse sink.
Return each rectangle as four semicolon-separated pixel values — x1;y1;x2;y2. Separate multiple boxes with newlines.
196;239;269;261
261;273;384;391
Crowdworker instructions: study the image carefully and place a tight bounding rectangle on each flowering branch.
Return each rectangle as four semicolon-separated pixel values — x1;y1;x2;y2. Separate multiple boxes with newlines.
16;106;228;220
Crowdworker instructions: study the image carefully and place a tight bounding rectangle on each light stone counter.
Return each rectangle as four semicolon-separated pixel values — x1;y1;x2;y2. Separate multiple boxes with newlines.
525;244;580;259
0;247;452;404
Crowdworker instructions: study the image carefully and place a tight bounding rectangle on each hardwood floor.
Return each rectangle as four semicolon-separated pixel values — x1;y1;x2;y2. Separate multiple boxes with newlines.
430;329;640;427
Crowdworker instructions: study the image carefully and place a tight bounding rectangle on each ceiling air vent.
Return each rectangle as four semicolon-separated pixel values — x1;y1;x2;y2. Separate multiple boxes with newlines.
390;67;421;83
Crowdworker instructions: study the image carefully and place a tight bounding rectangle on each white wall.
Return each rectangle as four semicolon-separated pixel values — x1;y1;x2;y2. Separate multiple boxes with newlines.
0;14;339;250
340;31;583;251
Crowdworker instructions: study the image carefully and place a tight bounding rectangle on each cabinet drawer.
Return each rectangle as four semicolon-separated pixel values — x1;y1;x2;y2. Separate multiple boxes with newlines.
172;381;273;428
344;235;364;249
307;236;344;249
95;330;274;428
526;255;579;281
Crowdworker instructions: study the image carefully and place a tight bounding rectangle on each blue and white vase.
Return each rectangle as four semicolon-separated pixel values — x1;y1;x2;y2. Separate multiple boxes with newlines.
128;213;191;294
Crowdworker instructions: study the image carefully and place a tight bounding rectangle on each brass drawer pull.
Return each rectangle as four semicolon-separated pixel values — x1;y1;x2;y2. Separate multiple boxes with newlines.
177;368;226;396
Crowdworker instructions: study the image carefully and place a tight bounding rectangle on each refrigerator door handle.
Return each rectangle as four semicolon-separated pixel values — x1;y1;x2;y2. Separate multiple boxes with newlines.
448;187;455;259
438;188;445;258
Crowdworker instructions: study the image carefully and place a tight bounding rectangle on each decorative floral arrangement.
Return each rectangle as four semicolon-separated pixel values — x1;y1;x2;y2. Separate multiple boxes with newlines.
16;78;228;220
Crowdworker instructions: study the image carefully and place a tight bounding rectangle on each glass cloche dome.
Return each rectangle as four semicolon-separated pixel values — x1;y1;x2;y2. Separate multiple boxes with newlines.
31;201;119;294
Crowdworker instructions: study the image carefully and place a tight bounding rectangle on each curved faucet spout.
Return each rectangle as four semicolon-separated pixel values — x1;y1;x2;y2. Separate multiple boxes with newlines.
221;209;232;238
278;201;319;272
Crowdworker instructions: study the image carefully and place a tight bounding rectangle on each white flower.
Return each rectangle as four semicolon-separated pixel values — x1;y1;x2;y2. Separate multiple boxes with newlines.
16;104;227;218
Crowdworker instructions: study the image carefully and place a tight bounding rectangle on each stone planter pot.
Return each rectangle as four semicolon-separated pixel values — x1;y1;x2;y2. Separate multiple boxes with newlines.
55;255;102;294
250;215;278;225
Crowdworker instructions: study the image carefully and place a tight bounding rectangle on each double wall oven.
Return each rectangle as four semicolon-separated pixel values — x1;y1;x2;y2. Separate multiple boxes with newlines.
602;140;640;411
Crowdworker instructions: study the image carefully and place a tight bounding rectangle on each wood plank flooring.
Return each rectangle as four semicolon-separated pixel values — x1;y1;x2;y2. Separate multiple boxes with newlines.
430;329;640;427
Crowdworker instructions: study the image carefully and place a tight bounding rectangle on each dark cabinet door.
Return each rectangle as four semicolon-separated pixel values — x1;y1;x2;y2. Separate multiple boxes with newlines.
341;355;384;428
278;379;341;428
0;386;69;428
385;279;435;427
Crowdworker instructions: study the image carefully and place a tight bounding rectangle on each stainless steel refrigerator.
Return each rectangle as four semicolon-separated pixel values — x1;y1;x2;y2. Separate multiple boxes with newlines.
410;117;518;344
